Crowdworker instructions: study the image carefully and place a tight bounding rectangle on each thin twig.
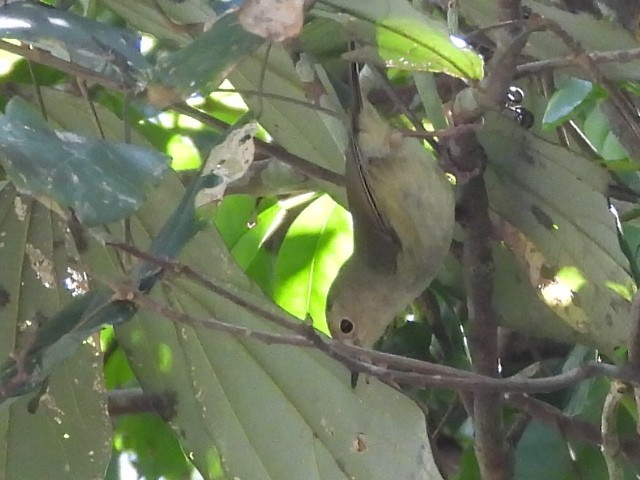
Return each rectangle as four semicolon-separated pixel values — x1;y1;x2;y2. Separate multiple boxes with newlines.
103;241;640;393
76;78;105;139
107;388;176;420
536;17;640;163
213;88;340;118
0;40;132;93
26;60;46;120
116;284;312;348
517;48;640;75
461;172;512;479
171;103;344;186
506;393;600;446
508;392;640;460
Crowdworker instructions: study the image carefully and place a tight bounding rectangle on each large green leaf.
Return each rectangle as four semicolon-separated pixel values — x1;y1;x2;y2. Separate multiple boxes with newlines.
0;97;170;226
0;183;111;479
153;12;264;98
229;193;315;270
100;0;193;44
375;17;483;79
0;2;148;81
318;0;483;79
542;78;595;128
10;86;154;147
514;422;570;480
479;112;633;353
105;176;442;480
229;44;347;181
274;194;352;333
0;86;440;478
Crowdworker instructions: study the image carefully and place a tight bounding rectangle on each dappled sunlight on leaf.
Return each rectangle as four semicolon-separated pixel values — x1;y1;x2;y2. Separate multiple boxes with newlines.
480;113;633;352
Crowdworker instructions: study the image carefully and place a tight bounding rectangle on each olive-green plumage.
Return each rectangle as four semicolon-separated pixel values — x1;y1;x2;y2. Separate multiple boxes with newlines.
325;96;455;349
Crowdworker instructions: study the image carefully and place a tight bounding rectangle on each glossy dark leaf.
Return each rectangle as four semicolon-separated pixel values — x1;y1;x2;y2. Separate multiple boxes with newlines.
0;98;170;226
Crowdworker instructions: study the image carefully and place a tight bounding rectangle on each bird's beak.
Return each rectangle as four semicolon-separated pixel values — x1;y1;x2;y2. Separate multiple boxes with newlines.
350;370;359;389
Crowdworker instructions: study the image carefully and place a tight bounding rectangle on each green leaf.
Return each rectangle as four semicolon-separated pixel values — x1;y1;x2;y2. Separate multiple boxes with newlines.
317;1;483;79
479;112;633;354
11;85;156;148
214;194;258;249
0;2;148;81
601;131;628;161
274;194;352;333
414;72;449;130
375;17;484;79
231;201;286;270
109;179;442;480
229;44;347;179
102;329;135;390
115;413;193;480
0;184;111;478
245;247;276;297
226;193;315;271
491;245;582;346
152;0;216;25
0;97;170;226
100;0;193;44
582;101;629;161
542;78;594;128
153;12;264;98
514;422;570;480
120;279;443;480
582;104;609;152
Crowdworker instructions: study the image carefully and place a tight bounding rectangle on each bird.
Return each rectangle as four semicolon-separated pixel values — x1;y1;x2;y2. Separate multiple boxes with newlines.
325;61;456;351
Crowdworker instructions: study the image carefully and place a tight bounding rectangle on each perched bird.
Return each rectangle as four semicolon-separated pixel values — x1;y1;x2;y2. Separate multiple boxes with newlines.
325;64;455;350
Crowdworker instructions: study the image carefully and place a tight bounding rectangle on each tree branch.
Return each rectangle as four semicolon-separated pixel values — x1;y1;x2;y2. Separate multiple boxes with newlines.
107;388;177;420
517;47;640;76
172;103;344;186
104;242;640;395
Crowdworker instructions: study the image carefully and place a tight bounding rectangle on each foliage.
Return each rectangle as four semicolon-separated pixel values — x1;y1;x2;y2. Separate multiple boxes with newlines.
1;1;640;479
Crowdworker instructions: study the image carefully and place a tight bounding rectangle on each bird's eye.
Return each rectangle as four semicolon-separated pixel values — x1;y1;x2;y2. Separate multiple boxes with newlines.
340;318;354;334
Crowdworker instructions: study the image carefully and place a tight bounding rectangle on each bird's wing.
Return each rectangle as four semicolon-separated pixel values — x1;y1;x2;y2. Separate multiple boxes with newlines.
345;135;402;274
346;44;402;274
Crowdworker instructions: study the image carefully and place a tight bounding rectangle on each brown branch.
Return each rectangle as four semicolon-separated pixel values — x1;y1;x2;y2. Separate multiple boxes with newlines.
107;388;177;420
448;2;529;478
104;241;640;395
226;158;319;196
461;172;512;479
171;103;344;186
215;87;340;117
505;411;531;448
534;17;640;163
517;48;640;76
507;392;640;461
119;284;312;348
507;393;601;445
0;41;343;188
0;40;132;93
